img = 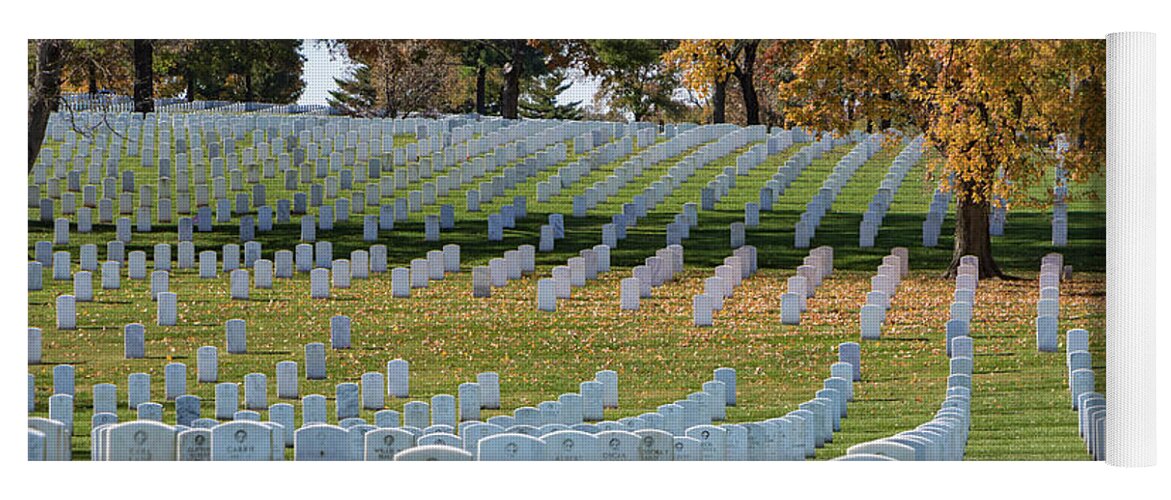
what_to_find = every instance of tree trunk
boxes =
[735,41,760,126]
[132,39,154,114]
[244,69,254,102]
[29,39,66,172]
[384,79,395,118]
[185,67,196,102]
[879,92,893,130]
[87,60,98,94]
[474,65,487,115]
[946,196,1005,279]
[711,77,726,124]
[500,40,524,120]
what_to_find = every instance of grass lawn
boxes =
[28,123,1105,460]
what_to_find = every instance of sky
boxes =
[296,39,603,111]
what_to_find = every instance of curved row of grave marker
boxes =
[35,116,643,282]
[32,121,831,335]
[33,113,550,236]
[563,133,652,217]
[692,246,759,326]
[835,256,979,461]
[1051,136,1070,247]
[32,116,592,268]
[468,123,609,215]
[859,136,924,247]
[32,124,669,320]
[551,125,741,253]
[663,130,808,248]
[524,127,794,305]
[30,320,865,462]
[858,248,910,340]
[1033,253,1104,460]
[620,245,684,310]
[33,239,478,330]
[527,127,769,303]
[794,132,883,248]
[534,245,616,311]
[780,246,835,325]
[921,187,953,248]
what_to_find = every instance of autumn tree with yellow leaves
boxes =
[662,39,762,125]
[778,39,1105,278]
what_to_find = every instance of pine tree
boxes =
[519,70,583,120]
[328,66,378,117]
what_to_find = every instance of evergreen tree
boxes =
[519,70,583,120]
[328,66,378,116]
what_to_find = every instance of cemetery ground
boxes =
[28,131,1105,460]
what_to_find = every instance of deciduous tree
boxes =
[29,39,68,171]
[663,39,763,125]
[332,39,460,118]
[778,40,1105,277]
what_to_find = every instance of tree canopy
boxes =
[777,39,1105,276]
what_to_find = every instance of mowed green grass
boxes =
[27,126,1105,460]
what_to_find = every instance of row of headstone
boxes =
[39,357,403,444]
[859,248,911,340]
[41,111,483,165]
[537,245,613,311]
[37,351,867,461]
[1035,253,1066,352]
[485,197,528,241]
[654,128,785,248]
[759,135,830,222]
[838,283,974,461]
[1035,254,1102,459]
[574,125,746,246]
[35,113,586,237]
[83,420,286,461]
[652,353,853,461]
[693,246,758,326]
[942,255,980,355]
[922,189,952,247]
[700,141,770,211]
[1076,382,1106,461]
[619,126,766,250]
[621,245,684,310]
[795,133,882,248]
[539,130,634,211]
[541,125,711,206]
[472,244,536,298]
[469,138,575,212]
[38,112,531,199]
[1051,136,1070,247]
[780,246,838,325]
[859,136,923,247]
[30,238,394,281]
